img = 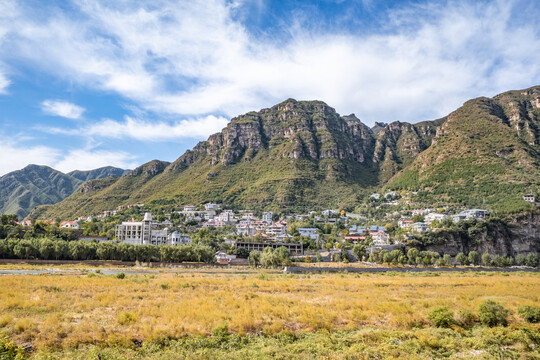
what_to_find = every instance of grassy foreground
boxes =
[0,267,539,359]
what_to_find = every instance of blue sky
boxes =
[0,0,539,175]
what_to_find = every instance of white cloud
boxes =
[1,0,540,126]
[46,115,229,141]
[53,149,138,173]
[0,142,61,176]
[0,140,138,176]
[0,70,9,94]
[41,100,85,120]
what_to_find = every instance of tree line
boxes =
[0,237,215,263]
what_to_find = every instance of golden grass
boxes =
[0,269,538,349]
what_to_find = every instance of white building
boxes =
[262,211,273,224]
[205,203,218,211]
[322,209,337,217]
[60,221,80,230]
[298,228,319,241]
[372,231,390,245]
[115,213,168,245]
[168,231,192,245]
[183,206,197,212]
[523,195,536,203]
[424,213,449,224]
[218,210,235,223]
[411,222,429,233]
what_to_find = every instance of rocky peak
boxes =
[130,160,170,177]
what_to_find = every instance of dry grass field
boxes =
[0,266,539,359]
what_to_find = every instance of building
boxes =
[424,213,449,224]
[168,231,192,245]
[298,228,319,241]
[262,211,273,224]
[266,221,288,236]
[411,222,429,233]
[205,203,218,211]
[452,209,490,222]
[523,194,536,203]
[183,205,197,212]
[115,213,168,245]
[369,225,385,234]
[322,209,337,217]
[218,210,235,223]
[235,240,303,255]
[60,221,80,230]
[372,231,390,245]
[370,193,381,200]
[398,220,413,229]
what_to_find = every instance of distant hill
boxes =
[68,167,130,182]
[32,86,540,220]
[0,165,128,219]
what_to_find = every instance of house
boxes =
[218,210,235,223]
[411,222,429,233]
[424,213,449,224]
[370,193,381,200]
[348,225,366,235]
[262,211,273,224]
[168,232,192,245]
[369,225,385,234]
[205,203,218,211]
[372,231,390,245]
[236,224,257,237]
[523,194,536,203]
[384,191,398,199]
[453,209,490,222]
[183,206,197,212]
[266,221,288,236]
[344,234,366,242]
[202,219,227,228]
[242,213,255,220]
[298,228,319,241]
[60,221,80,230]
[322,209,337,217]
[398,220,413,229]
[215,252,230,265]
[19,220,33,227]
[235,240,303,255]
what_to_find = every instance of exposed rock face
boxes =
[130,160,170,177]
[170,99,442,175]
[424,214,540,257]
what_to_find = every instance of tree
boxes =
[468,251,480,265]
[407,248,419,265]
[443,254,452,266]
[456,252,468,265]
[352,244,366,261]
[481,253,492,266]
[248,250,261,266]
[526,253,539,268]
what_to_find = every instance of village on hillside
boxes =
[14,191,538,265]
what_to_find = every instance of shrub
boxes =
[117,311,138,325]
[478,300,508,327]
[116,272,126,279]
[518,306,540,323]
[457,308,476,328]
[428,306,455,328]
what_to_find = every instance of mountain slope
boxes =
[68,167,130,182]
[34,86,540,219]
[0,165,129,219]
[388,86,540,212]
[0,165,83,219]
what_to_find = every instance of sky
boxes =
[0,0,539,176]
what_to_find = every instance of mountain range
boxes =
[0,165,129,219]
[12,86,540,219]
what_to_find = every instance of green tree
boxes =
[468,251,480,265]
[481,253,492,266]
[456,252,468,265]
[478,300,508,327]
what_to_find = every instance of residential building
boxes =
[322,209,337,216]
[424,213,449,224]
[183,206,197,212]
[298,228,319,241]
[60,221,80,230]
[218,210,235,223]
[266,221,288,236]
[262,211,273,224]
[372,231,390,245]
[411,222,429,233]
[370,193,381,200]
[523,194,536,203]
[205,203,218,211]
[168,231,192,245]
[398,220,413,229]
[452,209,490,222]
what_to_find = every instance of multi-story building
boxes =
[115,213,168,245]
[298,228,319,241]
[262,211,273,224]
[168,231,192,245]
